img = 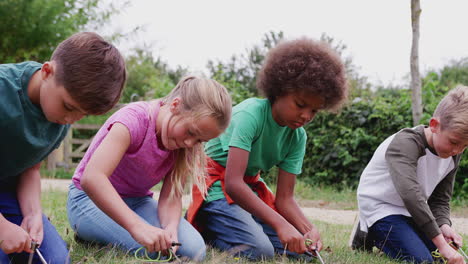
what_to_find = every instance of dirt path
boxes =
[42,179,468,235]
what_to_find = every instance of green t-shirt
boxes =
[205,98,306,202]
[0,62,70,191]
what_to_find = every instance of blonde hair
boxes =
[162,76,232,198]
[433,85,468,140]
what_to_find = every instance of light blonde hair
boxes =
[433,85,468,140]
[162,76,232,198]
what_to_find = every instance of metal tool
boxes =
[36,248,48,264]
[459,248,468,261]
[305,250,325,264]
[453,242,468,261]
[28,241,48,264]
[171,242,182,247]
[28,241,38,264]
[304,238,325,264]
[315,250,325,264]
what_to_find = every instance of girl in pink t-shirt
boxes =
[67,76,231,261]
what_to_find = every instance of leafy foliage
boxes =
[302,89,413,188]
[438,58,468,89]
[0,0,123,63]
[207,31,284,100]
[121,46,192,103]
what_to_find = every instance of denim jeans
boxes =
[67,184,206,261]
[369,214,437,263]
[198,198,311,261]
[0,192,70,264]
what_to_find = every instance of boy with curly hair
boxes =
[0,32,126,263]
[187,38,348,260]
[353,85,468,264]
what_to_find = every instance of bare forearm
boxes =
[17,164,42,216]
[224,147,289,231]
[81,173,143,232]
[158,197,182,232]
[227,182,288,230]
[276,198,313,235]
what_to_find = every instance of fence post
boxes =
[46,149,57,171]
[63,129,72,168]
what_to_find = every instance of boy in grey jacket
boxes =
[352,85,468,264]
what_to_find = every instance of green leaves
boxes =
[207,31,284,101]
[302,88,413,189]
[0,0,121,63]
[122,48,190,103]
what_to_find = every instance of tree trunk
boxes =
[411,0,423,125]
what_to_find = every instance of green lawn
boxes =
[41,190,468,264]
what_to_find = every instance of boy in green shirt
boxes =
[187,38,348,260]
[0,32,126,263]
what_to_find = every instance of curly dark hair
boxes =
[256,38,348,111]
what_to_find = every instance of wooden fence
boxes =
[46,123,101,170]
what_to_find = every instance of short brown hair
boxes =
[51,32,127,114]
[257,38,348,111]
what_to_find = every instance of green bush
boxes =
[301,77,468,200]
[302,89,412,189]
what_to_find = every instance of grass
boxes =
[41,189,468,264]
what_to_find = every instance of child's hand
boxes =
[441,224,463,247]
[304,226,323,252]
[131,223,172,253]
[446,249,465,264]
[167,229,179,254]
[20,213,43,245]
[0,219,32,254]
[439,243,465,264]
[276,222,306,254]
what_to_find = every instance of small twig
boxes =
[381,225,393,249]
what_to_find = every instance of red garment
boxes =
[186,158,277,231]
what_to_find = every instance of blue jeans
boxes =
[0,192,70,264]
[198,198,311,261]
[67,184,206,261]
[369,214,437,263]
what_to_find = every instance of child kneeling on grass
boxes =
[67,76,232,262]
[352,85,468,264]
[187,38,348,261]
[0,32,126,263]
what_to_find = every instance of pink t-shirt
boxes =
[72,101,175,198]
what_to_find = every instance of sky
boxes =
[108,0,468,87]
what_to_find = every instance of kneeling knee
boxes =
[243,242,274,260]
[181,242,207,261]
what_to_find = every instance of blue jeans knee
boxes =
[369,215,436,264]
[199,198,275,260]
